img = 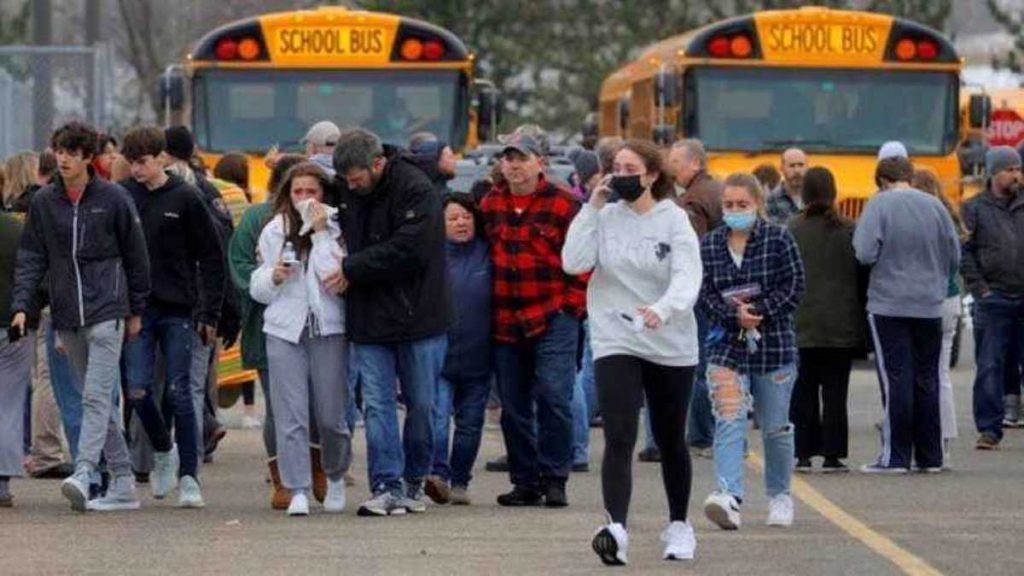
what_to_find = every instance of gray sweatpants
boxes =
[59,319,132,477]
[0,332,34,477]
[266,333,351,493]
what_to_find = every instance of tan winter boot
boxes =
[310,446,327,503]
[268,458,289,511]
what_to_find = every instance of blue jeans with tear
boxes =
[709,363,796,501]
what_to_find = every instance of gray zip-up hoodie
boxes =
[853,187,960,318]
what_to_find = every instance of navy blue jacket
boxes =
[442,237,492,380]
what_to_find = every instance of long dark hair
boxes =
[619,139,674,200]
[801,166,846,228]
[269,162,332,258]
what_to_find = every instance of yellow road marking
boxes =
[747,452,943,576]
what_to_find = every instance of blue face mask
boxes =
[723,210,757,231]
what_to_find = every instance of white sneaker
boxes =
[152,446,179,499]
[177,475,205,508]
[324,478,346,513]
[591,522,629,566]
[766,494,794,527]
[60,465,91,512]
[87,475,141,512]
[704,491,741,530]
[287,493,310,516]
[661,520,696,560]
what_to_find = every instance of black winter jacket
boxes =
[121,174,225,325]
[339,145,452,343]
[12,171,150,329]
[961,186,1024,298]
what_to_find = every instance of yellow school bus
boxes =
[597,7,967,217]
[162,5,495,200]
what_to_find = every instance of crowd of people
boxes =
[0,117,1022,567]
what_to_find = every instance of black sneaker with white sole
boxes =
[592,523,628,566]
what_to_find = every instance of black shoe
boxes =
[133,471,150,484]
[822,457,849,473]
[638,447,661,462]
[572,462,590,473]
[485,455,510,473]
[205,426,227,458]
[795,458,813,473]
[496,486,543,507]
[31,462,75,479]
[543,481,568,508]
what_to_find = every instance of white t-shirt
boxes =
[562,200,702,367]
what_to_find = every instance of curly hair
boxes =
[51,121,99,159]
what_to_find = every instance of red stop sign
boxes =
[987,108,1024,148]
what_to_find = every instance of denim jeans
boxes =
[356,334,447,495]
[687,309,715,449]
[708,363,796,500]
[431,374,491,487]
[47,323,82,461]
[494,313,579,489]
[972,293,1024,441]
[124,310,198,478]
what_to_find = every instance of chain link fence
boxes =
[0,44,115,159]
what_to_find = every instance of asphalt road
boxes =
[2,334,1023,576]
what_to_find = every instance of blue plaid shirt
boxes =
[766,185,801,226]
[700,219,805,374]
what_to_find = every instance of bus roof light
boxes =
[237,38,261,61]
[215,39,238,60]
[730,35,753,58]
[708,36,730,58]
[423,40,445,61]
[401,38,424,61]
[917,40,938,60]
[894,38,916,61]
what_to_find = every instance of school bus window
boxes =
[688,67,957,155]
[193,69,462,153]
[229,84,275,120]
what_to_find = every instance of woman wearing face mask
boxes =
[250,162,352,516]
[563,139,702,565]
[699,173,805,531]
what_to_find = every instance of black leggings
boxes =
[596,355,694,526]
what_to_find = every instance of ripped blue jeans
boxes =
[708,363,796,501]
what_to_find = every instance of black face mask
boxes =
[610,174,645,202]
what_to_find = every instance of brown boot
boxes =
[268,458,290,510]
[310,446,327,503]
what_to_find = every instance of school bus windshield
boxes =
[192,69,467,153]
[688,67,958,155]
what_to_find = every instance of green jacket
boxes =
[229,203,273,370]
[788,213,867,350]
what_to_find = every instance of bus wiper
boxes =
[759,138,841,149]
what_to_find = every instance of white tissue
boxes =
[296,198,338,236]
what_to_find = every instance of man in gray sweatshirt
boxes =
[853,155,960,473]
[961,146,1024,450]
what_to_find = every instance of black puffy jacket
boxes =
[11,172,150,330]
[339,146,452,343]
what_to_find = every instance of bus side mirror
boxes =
[160,71,185,111]
[655,70,679,107]
[969,94,991,129]
[476,85,503,143]
[653,124,674,145]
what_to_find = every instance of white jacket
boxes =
[251,214,346,344]
[562,200,702,367]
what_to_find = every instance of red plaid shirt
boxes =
[481,177,587,343]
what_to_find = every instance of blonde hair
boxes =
[3,151,39,204]
[912,168,964,237]
[723,172,767,217]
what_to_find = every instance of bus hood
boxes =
[706,152,962,219]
